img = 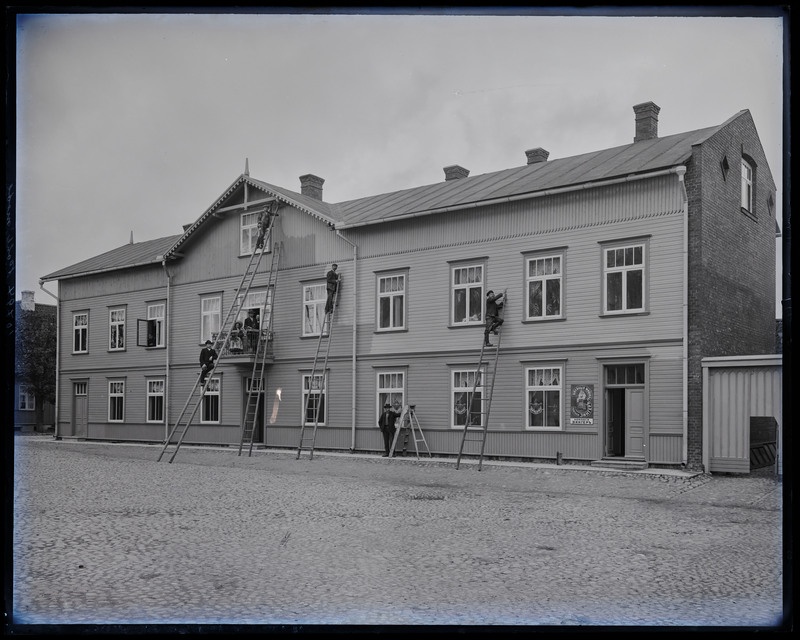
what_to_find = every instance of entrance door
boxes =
[606,388,624,456]
[626,388,645,458]
[244,378,265,445]
[72,381,88,438]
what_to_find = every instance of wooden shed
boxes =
[702,355,782,475]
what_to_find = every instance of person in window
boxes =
[199,340,217,385]
[325,263,340,315]
[378,402,402,457]
[484,289,506,347]
[230,321,244,353]
[244,310,260,351]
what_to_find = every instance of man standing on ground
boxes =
[378,402,401,457]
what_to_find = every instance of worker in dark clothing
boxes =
[378,403,401,457]
[199,340,218,385]
[484,289,506,347]
[325,263,340,314]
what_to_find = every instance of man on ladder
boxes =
[484,289,505,347]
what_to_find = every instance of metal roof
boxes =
[41,112,751,282]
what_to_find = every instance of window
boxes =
[377,371,405,418]
[236,289,272,330]
[603,243,645,314]
[606,363,645,385]
[146,379,165,423]
[109,308,126,351]
[73,312,88,353]
[452,368,483,429]
[741,158,753,212]
[377,273,406,331]
[201,377,220,423]
[526,254,562,320]
[303,283,327,336]
[201,295,221,343]
[302,373,327,426]
[526,366,562,429]
[108,380,125,422]
[452,263,484,325]
[147,303,165,347]
[240,211,270,255]
[18,385,35,411]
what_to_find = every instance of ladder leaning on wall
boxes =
[455,291,507,471]
[238,241,282,456]
[295,284,340,460]
[157,204,278,464]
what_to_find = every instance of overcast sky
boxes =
[14,10,786,316]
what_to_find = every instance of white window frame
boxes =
[377,272,406,331]
[302,283,327,337]
[108,380,125,422]
[73,312,88,354]
[377,371,405,420]
[451,263,485,325]
[147,302,165,347]
[18,385,35,411]
[240,211,270,255]
[602,242,646,315]
[146,378,165,423]
[525,253,563,320]
[525,366,563,430]
[109,307,126,351]
[451,367,484,429]
[200,377,221,423]
[741,158,753,212]
[201,295,222,343]
[302,372,327,426]
[236,288,272,330]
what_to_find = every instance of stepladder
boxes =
[389,404,431,459]
[456,290,506,470]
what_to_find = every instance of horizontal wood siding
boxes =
[648,433,683,464]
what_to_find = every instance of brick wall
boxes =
[685,110,778,470]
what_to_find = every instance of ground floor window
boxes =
[377,371,405,417]
[452,368,483,428]
[147,379,165,423]
[526,366,562,429]
[201,377,220,423]
[108,380,125,422]
[302,373,326,425]
[18,384,35,411]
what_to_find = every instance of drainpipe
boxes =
[38,280,60,439]
[676,166,689,467]
[335,229,358,451]
[161,259,172,442]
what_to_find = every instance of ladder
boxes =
[238,241,282,456]
[456,291,506,470]
[158,205,278,463]
[389,404,431,459]
[296,285,340,460]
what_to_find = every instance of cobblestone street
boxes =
[9,436,786,630]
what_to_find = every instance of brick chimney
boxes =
[633,101,660,142]
[443,165,470,181]
[21,290,35,311]
[299,174,324,200]
[525,148,550,164]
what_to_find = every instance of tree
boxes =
[15,308,56,430]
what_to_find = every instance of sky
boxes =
[13,9,786,316]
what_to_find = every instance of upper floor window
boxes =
[201,295,221,343]
[236,288,272,332]
[109,308,126,351]
[603,242,646,314]
[452,263,484,325]
[146,379,165,423]
[73,312,88,353]
[241,211,270,255]
[452,368,483,429]
[741,158,753,212]
[526,254,563,320]
[526,366,562,429]
[108,380,125,422]
[18,385,35,411]
[303,283,327,337]
[147,303,165,347]
[377,371,405,420]
[201,377,220,423]
[377,272,406,331]
[302,373,327,426]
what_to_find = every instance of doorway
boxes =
[72,381,88,438]
[603,363,647,460]
[244,377,265,445]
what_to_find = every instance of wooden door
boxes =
[626,388,645,458]
[72,382,88,438]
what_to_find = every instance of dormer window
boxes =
[741,158,753,212]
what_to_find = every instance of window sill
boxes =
[448,322,485,329]
[599,311,650,318]
[375,327,408,334]
[522,317,566,325]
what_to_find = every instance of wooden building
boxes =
[40,102,777,471]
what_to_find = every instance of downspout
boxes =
[161,259,172,443]
[38,280,60,439]
[676,165,689,467]
[335,228,358,452]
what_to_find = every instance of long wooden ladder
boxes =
[238,241,282,456]
[295,286,340,460]
[456,295,506,470]
[157,206,276,463]
[389,404,431,459]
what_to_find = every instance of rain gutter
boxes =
[335,229,359,451]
